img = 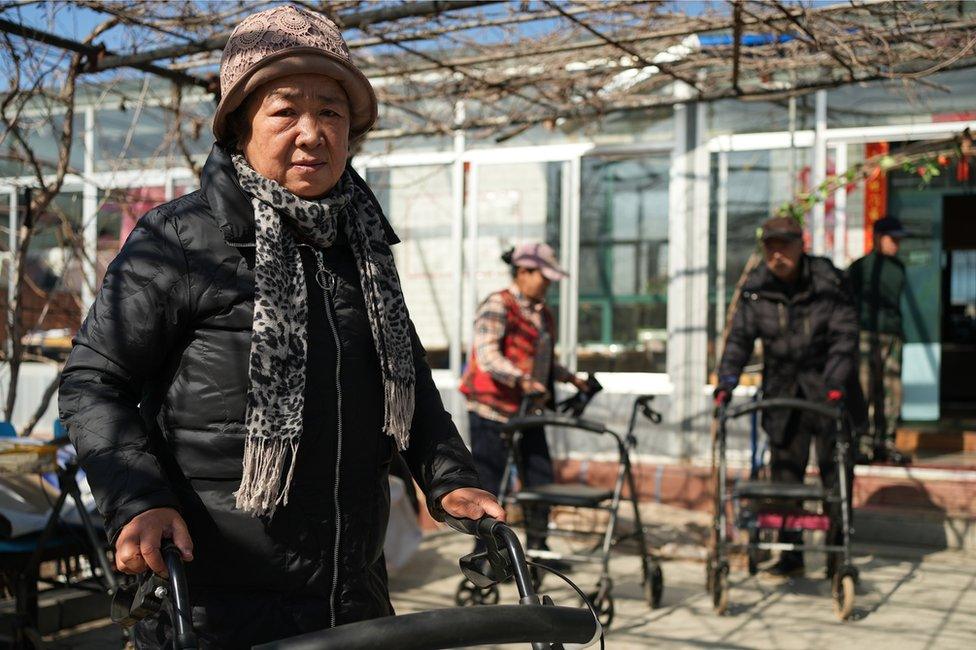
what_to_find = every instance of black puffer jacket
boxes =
[717,255,858,443]
[58,144,481,641]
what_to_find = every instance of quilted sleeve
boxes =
[58,207,190,541]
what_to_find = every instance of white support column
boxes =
[715,148,729,370]
[564,156,582,372]
[667,84,711,449]
[164,172,175,202]
[449,102,466,380]
[832,143,848,267]
[81,107,98,312]
[558,159,575,372]
[464,161,479,351]
[811,90,828,255]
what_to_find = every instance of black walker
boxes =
[456,390,665,629]
[708,397,858,620]
[111,517,603,650]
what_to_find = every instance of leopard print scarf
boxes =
[232,155,415,516]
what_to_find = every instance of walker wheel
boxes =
[644,559,664,609]
[711,563,729,615]
[454,578,500,607]
[833,574,856,621]
[585,590,615,629]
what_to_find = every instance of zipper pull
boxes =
[313,250,337,291]
[316,267,336,291]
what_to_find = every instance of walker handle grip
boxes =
[443,514,501,540]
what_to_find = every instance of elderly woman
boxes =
[58,6,501,647]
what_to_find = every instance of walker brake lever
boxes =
[445,515,513,587]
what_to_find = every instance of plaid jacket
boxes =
[462,286,573,421]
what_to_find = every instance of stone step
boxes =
[896,428,976,455]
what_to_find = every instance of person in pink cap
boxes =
[461,243,588,562]
[60,5,500,647]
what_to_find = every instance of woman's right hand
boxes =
[114,507,194,575]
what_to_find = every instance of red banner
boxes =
[863,141,889,252]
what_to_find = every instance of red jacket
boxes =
[460,289,555,417]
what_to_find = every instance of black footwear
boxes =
[852,449,872,465]
[762,555,805,581]
[874,442,910,465]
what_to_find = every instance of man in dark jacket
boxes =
[847,216,908,463]
[715,216,858,579]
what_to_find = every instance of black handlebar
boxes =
[721,397,844,422]
[633,394,663,424]
[253,605,600,650]
[163,543,197,649]
[503,414,608,436]
[110,542,198,649]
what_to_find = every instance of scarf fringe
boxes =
[385,379,415,451]
[234,436,300,517]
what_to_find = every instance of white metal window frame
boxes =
[355,139,675,395]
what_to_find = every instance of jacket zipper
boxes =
[310,248,344,628]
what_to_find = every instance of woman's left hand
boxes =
[440,487,506,522]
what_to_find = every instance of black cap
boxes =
[760,216,804,242]
[873,216,907,238]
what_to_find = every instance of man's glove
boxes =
[713,387,732,406]
[826,389,844,403]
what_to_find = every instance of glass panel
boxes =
[706,98,811,137]
[578,155,669,373]
[721,148,811,292]
[95,102,211,171]
[949,250,976,317]
[707,148,811,374]
[473,161,563,310]
[367,165,454,368]
[23,190,84,340]
[0,113,85,177]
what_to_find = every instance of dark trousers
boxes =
[468,411,553,550]
[770,408,853,563]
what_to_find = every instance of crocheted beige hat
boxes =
[213,5,377,143]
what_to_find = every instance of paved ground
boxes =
[45,504,976,649]
[387,529,975,649]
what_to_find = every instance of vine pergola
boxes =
[0,0,974,429]
[3,1,976,140]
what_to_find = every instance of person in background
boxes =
[461,243,588,561]
[715,216,858,580]
[847,216,909,464]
